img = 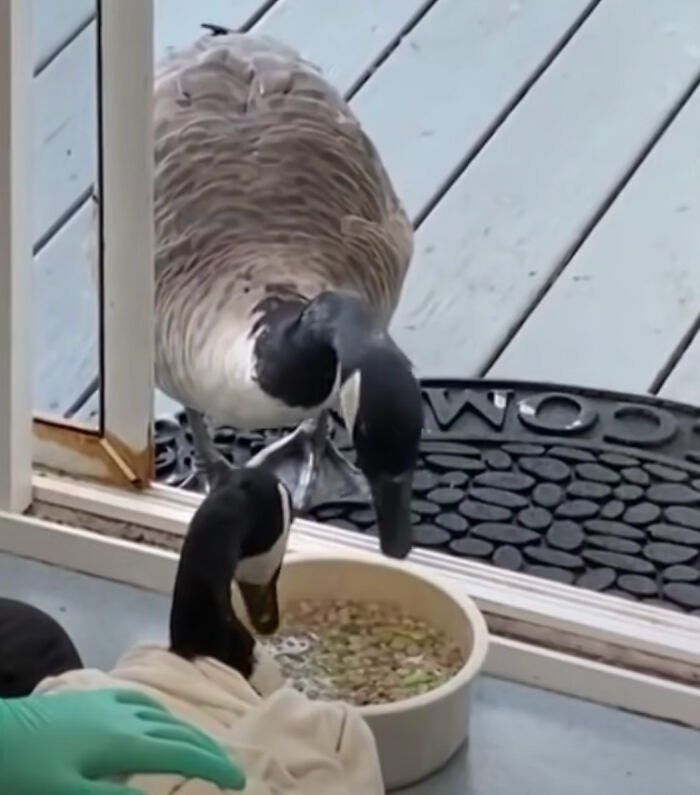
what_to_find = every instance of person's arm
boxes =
[0,688,245,795]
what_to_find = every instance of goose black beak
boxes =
[369,473,414,559]
[238,573,281,635]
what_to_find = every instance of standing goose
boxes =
[152,25,423,558]
[170,462,291,694]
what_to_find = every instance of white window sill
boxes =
[0,466,697,730]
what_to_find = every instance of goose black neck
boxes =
[253,295,339,409]
[169,494,256,678]
[295,291,383,379]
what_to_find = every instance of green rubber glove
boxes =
[0,688,246,794]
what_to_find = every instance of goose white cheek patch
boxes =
[236,483,292,586]
[340,369,361,435]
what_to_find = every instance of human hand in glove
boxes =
[0,688,246,794]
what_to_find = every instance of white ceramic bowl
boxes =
[275,551,490,790]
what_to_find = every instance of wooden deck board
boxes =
[33,25,96,249]
[33,199,98,415]
[489,83,700,393]
[32,0,95,71]
[154,0,268,53]
[389,0,700,380]
[350,0,595,219]
[31,2,98,415]
[659,333,700,406]
[255,0,430,95]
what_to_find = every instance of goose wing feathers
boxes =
[153,31,413,323]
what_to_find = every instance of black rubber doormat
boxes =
[153,379,700,617]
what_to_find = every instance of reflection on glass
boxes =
[31,1,100,427]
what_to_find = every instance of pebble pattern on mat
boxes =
[152,381,700,618]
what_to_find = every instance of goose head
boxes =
[297,291,423,558]
[169,465,292,682]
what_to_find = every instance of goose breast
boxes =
[152,32,413,421]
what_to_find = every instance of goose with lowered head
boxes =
[150,24,423,559]
[31,462,386,794]
[169,463,291,693]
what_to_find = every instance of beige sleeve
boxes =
[333,705,385,795]
[230,689,384,795]
[34,659,383,795]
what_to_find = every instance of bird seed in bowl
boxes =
[264,598,464,706]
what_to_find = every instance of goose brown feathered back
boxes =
[103,28,425,560]
[152,32,413,415]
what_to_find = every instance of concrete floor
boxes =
[1,552,699,794]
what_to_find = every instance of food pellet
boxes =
[263,598,464,706]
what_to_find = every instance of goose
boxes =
[151,25,423,559]
[169,462,291,693]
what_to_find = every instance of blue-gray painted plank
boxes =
[390,0,700,379]
[32,0,95,70]
[659,333,700,406]
[33,25,96,248]
[255,0,429,95]
[33,200,98,416]
[489,85,700,393]
[351,0,595,219]
[154,0,268,54]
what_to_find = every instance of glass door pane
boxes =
[31,0,100,429]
